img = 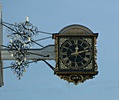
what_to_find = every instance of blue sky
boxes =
[0,0,119,100]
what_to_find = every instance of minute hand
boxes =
[71,50,89,55]
[78,50,89,54]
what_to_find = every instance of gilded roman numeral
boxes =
[86,52,90,56]
[67,61,72,66]
[84,46,89,50]
[67,41,72,45]
[63,47,68,50]
[81,61,84,66]
[75,62,78,67]
[74,40,78,44]
[84,57,89,62]
[80,41,83,46]
[62,52,67,55]
[63,57,69,63]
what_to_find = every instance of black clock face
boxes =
[60,38,92,69]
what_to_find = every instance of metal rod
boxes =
[1,22,17,33]
[34,36,52,42]
[28,52,49,57]
[31,40,44,48]
[37,30,53,35]
[2,21,16,26]
[2,22,54,35]
[0,44,9,48]
[42,60,54,71]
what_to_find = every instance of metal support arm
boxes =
[1,45,55,60]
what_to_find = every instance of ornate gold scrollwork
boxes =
[56,74,95,85]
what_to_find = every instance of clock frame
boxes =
[52,24,98,84]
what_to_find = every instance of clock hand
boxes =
[77,50,89,54]
[71,46,79,55]
[71,50,89,55]
[75,46,79,53]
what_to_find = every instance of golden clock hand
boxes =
[77,50,89,54]
[71,52,77,55]
[75,46,79,53]
[71,50,89,55]
[71,46,79,55]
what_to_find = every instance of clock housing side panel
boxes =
[54,36,59,71]
[58,37,68,70]
[82,36,98,71]
[83,36,95,70]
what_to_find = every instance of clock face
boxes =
[60,38,92,69]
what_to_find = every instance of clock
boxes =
[53,24,98,84]
[60,38,92,69]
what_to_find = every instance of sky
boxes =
[0,0,119,100]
